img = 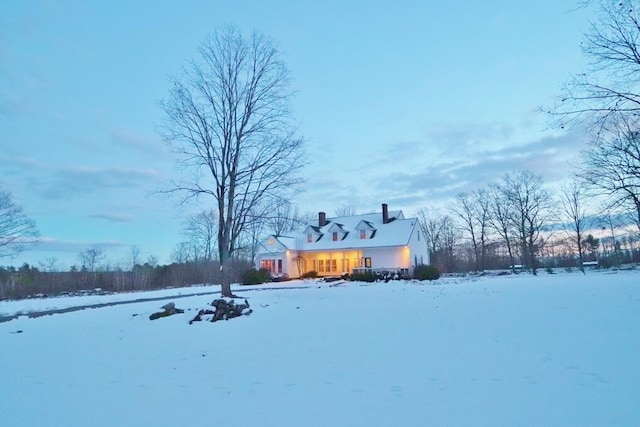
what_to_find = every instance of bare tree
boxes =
[439,216,460,273]
[549,1,640,133]
[266,199,301,237]
[160,27,305,296]
[0,189,40,258]
[334,205,357,217]
[38,257,58,273]
[129,245,141,269]
[452,193,481,270]
[451,190,491,271]
[416,208,459,272]
[559,180,591,273]
[184,209,217,261]
[487,182,518,271]
[171,241,193,264]
[79,247,105,272]
[502,171,555,275]
[578,119,640,233]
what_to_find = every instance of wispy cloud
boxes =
[36,237,129,253]
[110,128,163,152]
[27,163,161,201]
[88,212,134,223]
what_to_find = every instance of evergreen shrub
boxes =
[413,265,440,281]
[242,268,271,285]
[348,270,378,282]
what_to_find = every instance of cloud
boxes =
[110,128,162,152]
[31,165,162,201]
[88,212,133,223]
[359,130,589,211]
[36,237,129,254]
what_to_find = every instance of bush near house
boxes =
[413,265,440,281]
[242,268,271,285]
[301,271,318,279]
[347,270,378,283]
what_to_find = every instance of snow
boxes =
[1,270,639,426]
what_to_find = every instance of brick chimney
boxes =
[382,203,389,224]
[318,211,327,227]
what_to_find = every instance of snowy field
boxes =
[1,270,639,426]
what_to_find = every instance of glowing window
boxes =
[332,232,338,241]
[360,229,366,239]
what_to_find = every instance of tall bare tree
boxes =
[160,27,305,296]
[451,190,491,271]
[487,182,518,271]
[502,171,555,275]
[559,180,591,273]
[452,193,481,270]
[0,189,40,258]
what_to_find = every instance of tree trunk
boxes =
[220,264,233,297]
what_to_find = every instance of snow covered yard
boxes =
[1,271,639,426]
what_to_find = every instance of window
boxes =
[417,231,420,241]
[260,259,275,273]
[364,257,372,268]
[332,232,338,241]
[330,259,337,272]
[318,259,324,273]
[307,233,313,243]
[360,229,366,239]
[277,259,282,273]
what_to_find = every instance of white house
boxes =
[255,204,430,278]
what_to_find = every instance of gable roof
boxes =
[267,210,417,251]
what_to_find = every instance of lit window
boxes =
[307,233,312,243]
[360,229,366,239]
[331,259,337,272]
[332,232,338,241]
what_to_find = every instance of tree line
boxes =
[416,170,640,275]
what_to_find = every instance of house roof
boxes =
[266,210,417,252]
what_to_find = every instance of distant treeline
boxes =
[0,260,251,300]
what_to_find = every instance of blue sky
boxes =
[1,1,593,269]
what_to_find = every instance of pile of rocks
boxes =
[148,302,184,320]
[190,298,252,324]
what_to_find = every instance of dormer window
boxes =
[328,223,347,242]
[355,219,376,240]
[304,225,322,243]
